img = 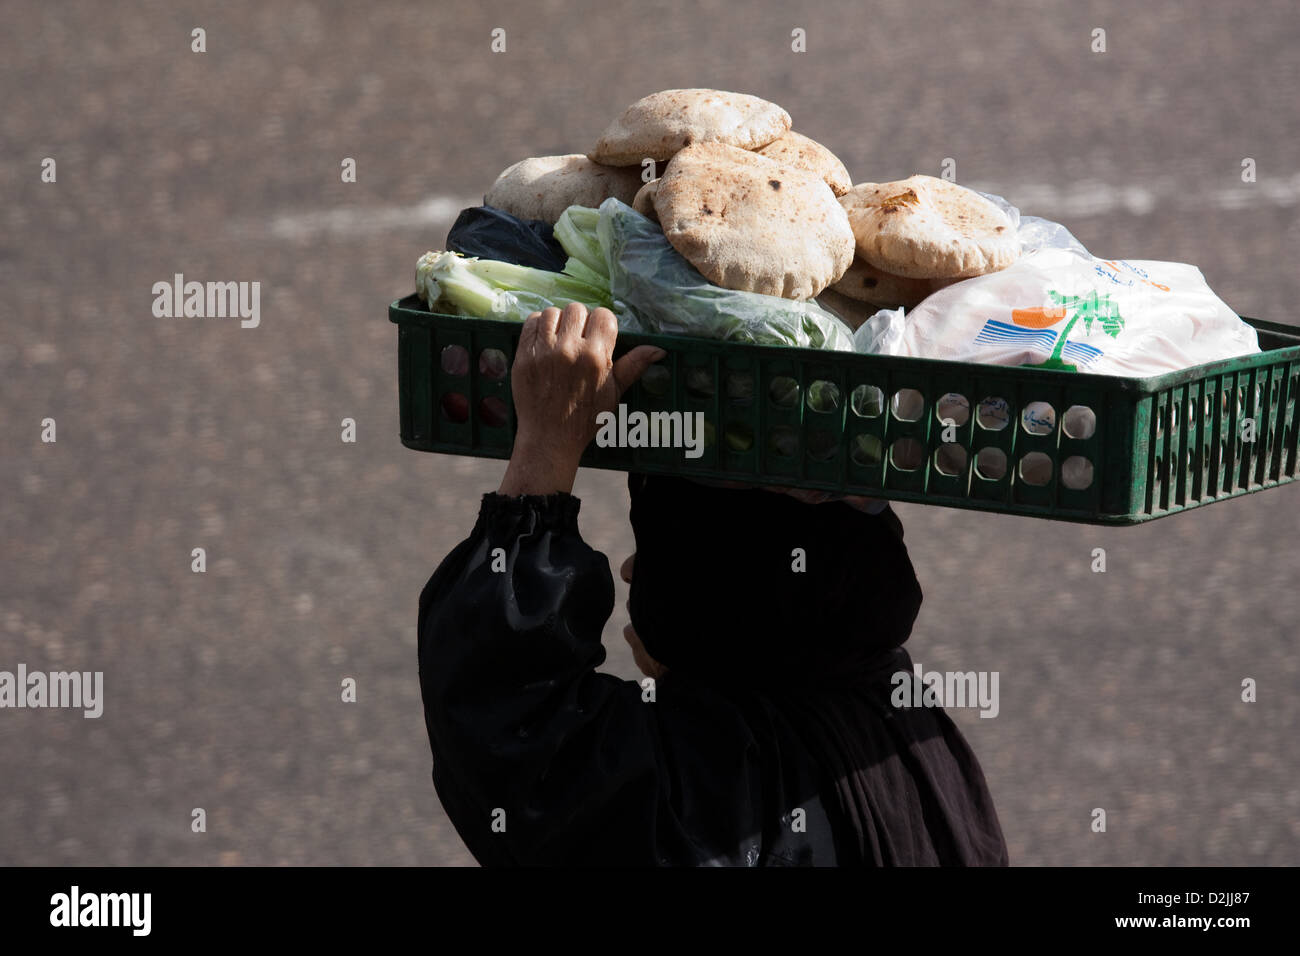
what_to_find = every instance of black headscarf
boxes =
[626,473,923,691]
[625,473,1009,865]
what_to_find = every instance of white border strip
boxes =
[970,175,1300,218]
[232,196,480,240]
[237,175,1300,240]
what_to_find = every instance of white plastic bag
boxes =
[855,248,1259,376]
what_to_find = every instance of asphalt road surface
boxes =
[1,0,1297,865]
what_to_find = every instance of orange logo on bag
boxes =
[984,291,1125,372]
[1010,306,1068,329]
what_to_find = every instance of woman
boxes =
[417,303,1008,866]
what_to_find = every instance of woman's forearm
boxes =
[497,438,581,496]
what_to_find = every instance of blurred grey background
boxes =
[1,0,1296,865]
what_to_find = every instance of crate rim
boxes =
[388,295,1300,394]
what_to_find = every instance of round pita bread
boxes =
[632,178,659,222]
[588,89,791,166]
[654,141,854,300]
[839,174,1019,279]
[830,257,955,308]
[755,131,851,196]
[484,154,643,224]
[814,288,876,331]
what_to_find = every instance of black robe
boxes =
[417,474,1009,866]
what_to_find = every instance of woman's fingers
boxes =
[581,307,668,396]
[535,306,562,346]
[555,302,588,343]
[582,308,619,377]
[519,311,541,352]
[581,306,618,349]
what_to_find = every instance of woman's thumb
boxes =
[612,346,668,395]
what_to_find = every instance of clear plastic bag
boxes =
[973,188,1090,258]
[595,198,855,352]
[854,191,1260,376]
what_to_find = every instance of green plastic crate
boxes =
[390,294,1300,524]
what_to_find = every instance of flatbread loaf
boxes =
[589,89,791,166]
[839,174,1019,279]
[654,141,854,299]
[814,288,877,332]
[830,257,955,308]
[484,154,643,224]
[632,178,659,221]
[755,131,851,196]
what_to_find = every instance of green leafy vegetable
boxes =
[415,250,611,321]
[418,200,855,356]
[559,256,608,291]
[594,198,855,352]
[553,206,608,285]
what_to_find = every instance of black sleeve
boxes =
[417,492,780,866]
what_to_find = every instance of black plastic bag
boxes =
[445,205,568,273]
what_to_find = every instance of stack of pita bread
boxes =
[831,175,1019,311]
[481,89,1019,309]
[485,154,645,224]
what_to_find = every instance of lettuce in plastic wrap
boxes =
[594,199,855,352]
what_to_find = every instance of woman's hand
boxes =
[499,304,665,496]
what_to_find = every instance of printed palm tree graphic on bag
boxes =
[974,289,1127,372]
